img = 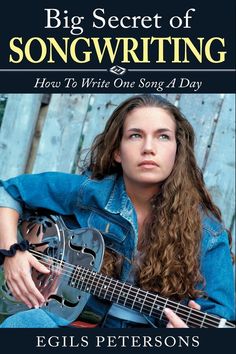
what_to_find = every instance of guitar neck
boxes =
[70,265,234,328]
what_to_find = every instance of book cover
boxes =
[0,0,235,353]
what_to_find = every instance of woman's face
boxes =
[114,106,177,191]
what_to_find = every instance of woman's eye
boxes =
[159,134,170,140]
[129,133,141,139]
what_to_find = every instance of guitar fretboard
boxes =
[69,265,233,328]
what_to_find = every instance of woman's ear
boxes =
[114,149,121,163]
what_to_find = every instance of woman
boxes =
[0,94,234,328]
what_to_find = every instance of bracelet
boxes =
[0,240,30,266]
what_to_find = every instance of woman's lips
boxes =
[138,160,159,168]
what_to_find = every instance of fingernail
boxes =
[164,308,172,315]
[167,322,174,328]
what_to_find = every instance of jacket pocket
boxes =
[88,211,128,243]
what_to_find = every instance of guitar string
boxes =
[29,249,229,328]
[32,249,236,329]
[34,254,202,328]
[24,220,232,328]
[71,263,219,328]
[71,265,208,328]
[30,249,205,328]
[28,249,232,328]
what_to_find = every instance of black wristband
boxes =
[0,240,30,265]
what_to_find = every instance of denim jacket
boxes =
[0,171,235,321]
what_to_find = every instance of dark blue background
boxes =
[0,0,235,92]
[1,328,235,354]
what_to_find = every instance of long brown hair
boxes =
[83,94,231,300]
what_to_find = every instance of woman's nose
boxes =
[142,137,156,155]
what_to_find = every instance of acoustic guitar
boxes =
[0,213,235,328]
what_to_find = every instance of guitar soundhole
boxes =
[46,294,81,308]
[69,241,96,258]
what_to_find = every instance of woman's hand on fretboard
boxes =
[164,300,201,328]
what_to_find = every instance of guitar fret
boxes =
[85,268,93,291]
[130,288,146,311]
[123,284,132,307]
[159,298,168,321]
[75,266,86,289]
[70,265,77,287]
[84,269,92,292]
[97,275,109,298]
[185,307,192,326]
[86,271,96,293]
[108,279,120,302]
[74,266,80,285]
[91,272,99,293]
[131,288,139,309]
[149,294,161,316]
[79,268,87,291]
[140,291,148,313]
[175,302,180,316]
[200,312,207,328]
[116,282,125,303]
[82,268,90,290]
[92,272,103,296]
[103,277,113,299]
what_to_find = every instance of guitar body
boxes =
[0,213,108,324]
